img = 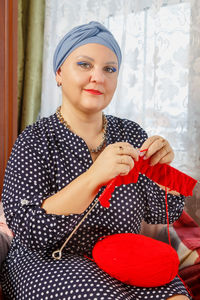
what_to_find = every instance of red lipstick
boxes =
[84,89,103,95]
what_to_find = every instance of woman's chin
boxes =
[80,98,111,113]
[79,102,106,113]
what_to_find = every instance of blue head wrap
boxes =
[53,21,122,74]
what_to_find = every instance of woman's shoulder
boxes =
[106,114,148,147]
[106,114,146,133]
[14,114,56,151]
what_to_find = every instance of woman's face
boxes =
[56,43,119,114]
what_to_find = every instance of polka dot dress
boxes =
[1,114,192,299]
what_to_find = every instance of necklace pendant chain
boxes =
[56,106,107,153]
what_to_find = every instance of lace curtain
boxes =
[40,0,200,181]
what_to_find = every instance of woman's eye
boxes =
[77,62,91,69]
[104,66,117,73]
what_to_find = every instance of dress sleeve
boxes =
[142,175,185,224]
[2,133,82,252]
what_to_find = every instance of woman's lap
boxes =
[2,252,192,300]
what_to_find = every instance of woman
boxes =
[1,21,191,299]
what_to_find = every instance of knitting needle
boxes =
[52,198,99,260]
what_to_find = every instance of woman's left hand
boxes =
[139,135,174,166]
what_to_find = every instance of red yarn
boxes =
[92,233,179,287]
[165,186,171,246]
[98,157,198,208]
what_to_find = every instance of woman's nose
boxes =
[90,67,105,83]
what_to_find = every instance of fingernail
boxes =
[139,152,145,157]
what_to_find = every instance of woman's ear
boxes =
[56,67,62,86]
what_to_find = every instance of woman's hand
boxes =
[87,142,139,187]
[140,135,174,166]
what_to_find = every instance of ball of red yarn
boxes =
[92,233,179,287]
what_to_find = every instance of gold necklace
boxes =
[56,106,107,153]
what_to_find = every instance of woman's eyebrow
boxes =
[76,55,118,65]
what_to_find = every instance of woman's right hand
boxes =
[87,142,139,187]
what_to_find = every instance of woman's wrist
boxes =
[84,169,103,195]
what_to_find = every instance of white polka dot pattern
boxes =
[1,114,191,299]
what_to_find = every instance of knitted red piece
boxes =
[99,157,198,208]
[92,233,179,287]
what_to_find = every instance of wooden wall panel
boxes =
[0,0,18,196]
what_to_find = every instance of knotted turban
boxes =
[53,21,122,74]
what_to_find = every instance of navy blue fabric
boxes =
[1,114,191,299]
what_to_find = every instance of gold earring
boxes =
[57,82,62,87]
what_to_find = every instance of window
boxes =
[106,2,191,171]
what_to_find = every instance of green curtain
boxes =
[18,0,45,133]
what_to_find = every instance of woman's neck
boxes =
[60,103,104,141]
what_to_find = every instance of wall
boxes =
[0,0,18,196]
